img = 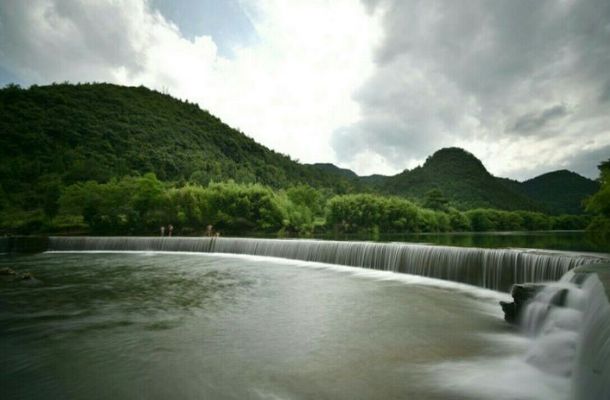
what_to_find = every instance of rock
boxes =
[0,267,19,283]
[500,283,546,324]
[18,272,42,286]
[18,272,34,280]
[0,268,42,285]
[0,267,17,276]
[500,301,517,323]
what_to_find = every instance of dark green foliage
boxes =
[1,172,592,235]
[286,185,327,217]
[325,195,582,234]
[203,182,285,233]
[380,148,542,211]
[520,170,599,214]
[447,209,471,231]
[551,214,592,230]
[461,209,586,232]
[309,163,358,179]
[0,83,597,235]
[326,194,421,233]
[585,160,610,218]
[0,82,358,217]
[423,189,449,211]
[585,159,610,239]
[59,173,167,234]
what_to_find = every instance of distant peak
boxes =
[423,147,488,173]
[525,169,594,183]
[545,169,578,176]
[309,163,357,178]
[430,147,476,158]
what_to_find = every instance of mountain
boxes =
[358,174,389,188]
[309,163,358,179]
[520,170,599,214]
[0,83,357,210]
[0,83,598,216]
[378,148,544,211]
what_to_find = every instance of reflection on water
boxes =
[320,231,610,254]
[0,252,529,400]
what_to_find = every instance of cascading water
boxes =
[518,268,610,399]
[48,236,608,292]
[36,236,610,398]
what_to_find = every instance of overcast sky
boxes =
[1,0,608,180]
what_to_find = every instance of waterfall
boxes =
[48,236,608,292]
[519,267,610,399]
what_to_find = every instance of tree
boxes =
[585,160,610,217]
[423,189,449,211]
[585,159,610,238]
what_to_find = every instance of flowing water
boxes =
[2,237,609,399]
[520,270,610,399]
[49,236,608,292]
[2,252,521,400]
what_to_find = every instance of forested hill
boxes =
[0,83,598,217]
[308,163,358,179]
[378,148,540,210]
[520,170,599,214]
[0,83,357,208]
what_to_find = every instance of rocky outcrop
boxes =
[0,267,42,285]
[500,283,546,324]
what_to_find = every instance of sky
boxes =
[0,0,609,180]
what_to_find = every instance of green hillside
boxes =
[0,83,356,212]
[379,148,543,211]
[309,163,358,179]
[0,83,598,225]
[521,170,599,214]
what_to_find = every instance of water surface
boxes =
[323,231,609,254]
[1,252,554,399]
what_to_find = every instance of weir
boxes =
[48,236,608,292]
[36,236,610,398]
[519,264,610,399]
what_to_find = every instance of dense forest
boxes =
[376,147,599,213]
[585,160,610,240]
[3,173,591,236]
[0,83,605,236]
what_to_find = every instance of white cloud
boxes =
[0,0,382,166]
[2,0,607,180]
[333,0,610,179]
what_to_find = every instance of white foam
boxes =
[429,355,570,400]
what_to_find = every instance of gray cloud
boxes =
[600,81,610,104]
[564,144,610,181]
[336,0,610,178]
[0,0,156,83]
[511,105,568,135]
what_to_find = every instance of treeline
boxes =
[326,194,589,233]
[584,159,610,240]
[0,173,592,236]
[1,83,601,218]
[0,82,358,211]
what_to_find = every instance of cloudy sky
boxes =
[1,0,609,180]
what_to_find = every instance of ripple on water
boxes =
[1,251,553,400]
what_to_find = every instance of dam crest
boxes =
[48,236,607,292]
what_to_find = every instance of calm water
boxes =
[321,231,610,254]
[0,252,553,400]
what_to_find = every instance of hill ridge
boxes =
[0,82,598,215]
